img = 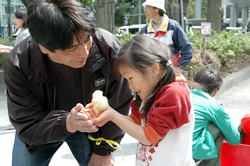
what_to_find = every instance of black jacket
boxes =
[4,28,133,155]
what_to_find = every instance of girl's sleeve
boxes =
[129,100,141,125]
[213,106,240,145]
[144,83,192,144]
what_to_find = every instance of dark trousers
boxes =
[201,123,224,166]
[12,131,91,166]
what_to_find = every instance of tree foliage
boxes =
[115,0,145,27]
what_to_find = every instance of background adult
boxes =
[183,12,188,33]
[140,0,193,73]
[221,18,227,31]
[4,0,132,166]
[13,9,30,46]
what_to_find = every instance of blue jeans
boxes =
[12,131,91,166]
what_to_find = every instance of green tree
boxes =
[115,0,142,27]
[81,0,93,7]
[187,0,195,19]
[201,0,207,18]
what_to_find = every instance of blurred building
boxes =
[193,0,249,28]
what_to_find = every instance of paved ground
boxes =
[0,76,250,166]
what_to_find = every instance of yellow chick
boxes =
[91,90,109,114]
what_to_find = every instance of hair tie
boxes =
[166,60,172,67]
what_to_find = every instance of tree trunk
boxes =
[96,0,115,33]
[166,0,172,18]
[207,0,223,33]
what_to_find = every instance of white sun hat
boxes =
[142,0,166,12]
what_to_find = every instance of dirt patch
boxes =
[220,53,250,78]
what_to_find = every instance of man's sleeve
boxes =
[173,22,193,69]
[4,50,71,149]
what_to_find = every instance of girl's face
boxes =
[14,16,24,29]
[119,64,161,100]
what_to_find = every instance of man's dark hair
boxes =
[27,0,97,52]
[14,9,28,28]
[153,7,165,16]
[158,9,165,16]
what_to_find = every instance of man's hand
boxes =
[66,103,98,133]
[88,153,114,166]
[0,44,13,53]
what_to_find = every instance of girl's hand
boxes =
[92,106,114,127]
[85,103,93,109]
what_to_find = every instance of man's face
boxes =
[45,34,93,68]
[144,5,159,20]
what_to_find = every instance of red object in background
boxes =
[242,134,250,145]
[241,114,250,145]
[221,140,250,166]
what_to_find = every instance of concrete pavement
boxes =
[0,67,250,166]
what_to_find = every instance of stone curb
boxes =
[1,66,250,96]
[216,66,250,97]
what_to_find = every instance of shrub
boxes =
[188,29,250,66]
[116,33,134,45]
[186,49,220,70]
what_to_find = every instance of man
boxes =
[221,18,227,31]
[140,0,193,73]
[4,0,132,166]
[183,12,188,33]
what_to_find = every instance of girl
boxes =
[191,69,240,166]
[91,35,195,165]
[13,9,30,46]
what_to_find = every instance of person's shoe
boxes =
[195,159,203,166]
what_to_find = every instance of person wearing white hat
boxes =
[140,0,193,74]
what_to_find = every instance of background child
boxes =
[191,69,240,166]
[92,35,195,165]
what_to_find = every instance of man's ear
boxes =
[38,44,49,54]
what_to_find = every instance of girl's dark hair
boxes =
[14,9,28,28]
[115,35,176,120]
[193,69,223,94]
[27,0,97,52]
